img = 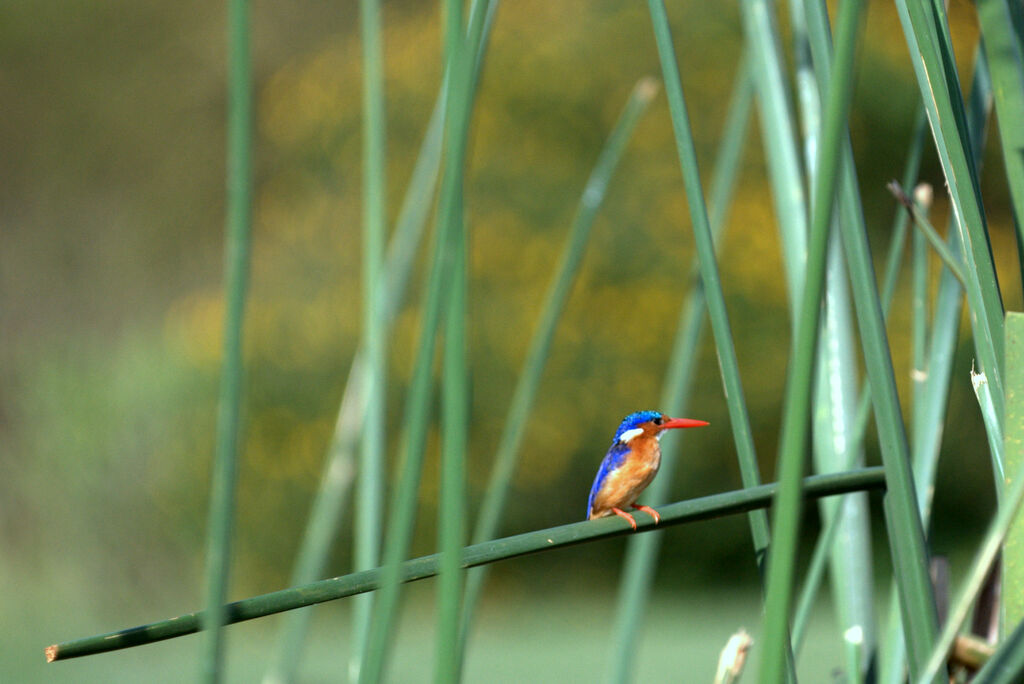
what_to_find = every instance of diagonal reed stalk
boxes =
[200,0,252,680]
[640,14,799,678]
[348,0,388,678]
[758,1,866,681]
[45,468,886,663]
[457,76,659,663]
[607,57,754,684]
[357,1,495,681]
[888,181,968,288]
[646,0,768,572]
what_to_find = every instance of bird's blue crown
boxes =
[612,410,662,442]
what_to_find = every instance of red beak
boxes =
[661,417,709,430]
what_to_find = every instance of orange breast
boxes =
[589,436,661,517]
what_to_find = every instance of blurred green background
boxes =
[2,0,1019,680]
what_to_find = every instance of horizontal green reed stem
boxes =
[45,468,886,662]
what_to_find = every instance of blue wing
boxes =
[586,441,630,518]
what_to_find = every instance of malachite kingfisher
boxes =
[586,410,709,530]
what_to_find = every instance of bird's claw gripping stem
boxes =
[631,503,660,525]
[611,507,638,530]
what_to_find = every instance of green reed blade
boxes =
[607,58,754,684]
[457,76,659,661]
[201,0,252,680]
[895,0,1005,429]
[45,468,886,662]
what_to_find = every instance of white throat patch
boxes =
[618,427,644,443]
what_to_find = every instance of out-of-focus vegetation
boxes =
[2,0,1019,680]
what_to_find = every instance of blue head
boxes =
[612,410,664,442]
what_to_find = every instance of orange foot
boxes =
[631,503,661,525]
[611,507,638,530]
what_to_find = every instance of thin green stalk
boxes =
[45,468,887,663]
[435,0,470,679]
[358,1,491,680]
[349,0,388,677]
[895,0,1005,428]
[888,181,968,288]
[200,0,252,680]
[457,76,659,660]
[646,0,772,585]
[976,0,1024,290]
[647,6,791,677]
[607,58,754,684]
[759,1,865,681]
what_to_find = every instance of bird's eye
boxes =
[654,416,664,425]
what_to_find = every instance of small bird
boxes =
[586,410,709,530]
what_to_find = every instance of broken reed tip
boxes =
[45,644,58,663]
